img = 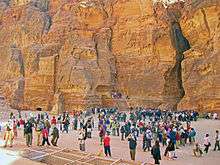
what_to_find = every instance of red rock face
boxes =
[0,0,219,113]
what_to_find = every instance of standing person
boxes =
[4,124,14,148]
[103,133,111,157]
[116,122,120,136]
[213,130,220,151]
[120,125,125,141]
[99,125,105,145]
[12,120,18,139]
[73,115,78,130]
[44,119,51,135]
[35,121,44,146]
[151,140,161,164]
[203,134,211,153]
[78,129,86,151]
[128,134,137,161]
[51,116,57,129]
[144,129,152,151]
[42,126,50,146]
[51,126,59,146]
[24,120,33,147]
[58,115,62,131]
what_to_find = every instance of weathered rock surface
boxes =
[0,0,219,112]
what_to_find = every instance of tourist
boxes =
[99,125,105,145]
[103,133,111,157]
[151,140,161,164]
[4,123,14,147]
[189,128,196,144]
[120,124,125,141]
[12,120,18,139]
[144,128,152,151]
[203,133,211,153]
[164,140,175,158]
[51,116,57,129]
[42,126,50,146]
[35,121,44,146]
[128,134,137,161]
[51,126,59,146]
[78,128,86,151]
[44,119,51,135]
[24,120,33,147]
[213,130,220,151]
[116,122,120,136]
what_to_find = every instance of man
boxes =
[24,120,33,147]
[214,130,220,151]
[51,126,59,146]
[128,134,137,161]
[103,133,111,157]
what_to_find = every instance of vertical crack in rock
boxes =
[162,21,191,110]
[201,8,211,37]
[10,44,25,108]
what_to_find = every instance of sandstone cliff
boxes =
[0,0,219,112]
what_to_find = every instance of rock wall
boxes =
[0,0,219,112]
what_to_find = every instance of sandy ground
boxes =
[0,109,220,165]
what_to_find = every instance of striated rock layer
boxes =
[0,0,219,113]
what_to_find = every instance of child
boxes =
[103,133,111,157]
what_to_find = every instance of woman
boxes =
[204,134,211,153]
[151,140,161,164]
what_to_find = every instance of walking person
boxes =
[203,133,211,153]
[42,126,50,146]
[213,130,220,151]
[144,128,152,151]
[151,140,161,164]
[103,133,111,157]
[24,120,33,147]
[51,126,59,146]
[128,134,137,161]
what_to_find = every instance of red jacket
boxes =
[42,128,49,138]
[51,118,57,125]
[104,136,110,147]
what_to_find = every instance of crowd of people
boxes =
[1,108,219,164]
